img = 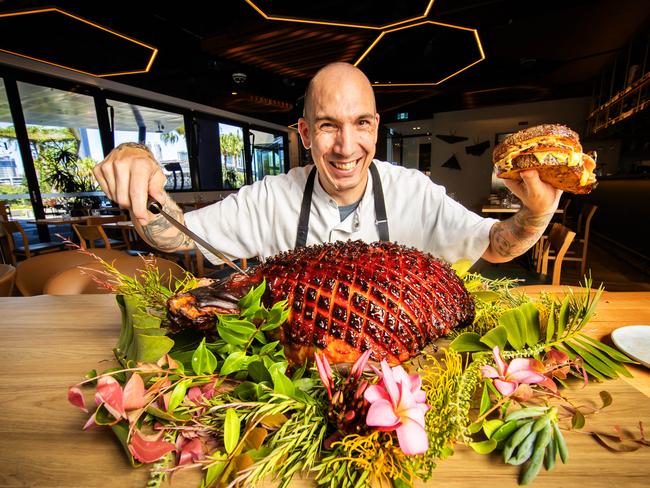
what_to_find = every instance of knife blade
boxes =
[147,199,248,276]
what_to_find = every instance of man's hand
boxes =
[503,169,562,216]
[92,143,168,225]
[483,170,562,263]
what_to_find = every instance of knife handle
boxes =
[147,199,163,215]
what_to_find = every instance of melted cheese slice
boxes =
[496,136,579,170]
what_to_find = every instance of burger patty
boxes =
[498,155,596,194]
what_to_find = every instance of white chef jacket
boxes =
[184,160,497,265]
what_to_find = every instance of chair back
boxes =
[0,263,16,296]
[538,223,576,285]
[572,204,598,275]
[576,204,597,237]
[1,220,30,263]
[0,201,10,221]
[73,223,112,249]
[43,255,187,295]
[559,198,571,226]
[15,248,130,296]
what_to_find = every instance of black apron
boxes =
[294,162,389,248]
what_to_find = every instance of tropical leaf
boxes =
[577,334,638,363]
[452,259,473,278]
[450,332,488,352]
[498,307,527,350]
[469,438,497,454]
[545,302,556,343]
[224,408,241,454]
[568,338,632,378]
[519,302,541,346]
[479,382,491,415]
[480,326,507,350]
[556,296,570,338]
[557,344,606,381]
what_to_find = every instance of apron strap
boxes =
[295,162,390,248]
[295,166,317,248]
[369,162,390,242]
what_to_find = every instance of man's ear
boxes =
[298,118,311,149]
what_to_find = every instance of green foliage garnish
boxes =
[69,261,640,488]
[450,277,636,381]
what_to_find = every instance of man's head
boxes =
[298,62,380,205]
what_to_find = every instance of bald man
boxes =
[93,62,560,265]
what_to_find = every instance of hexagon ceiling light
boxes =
[355,20,485,87]
[0,8,158,77]
[244,0,435,30]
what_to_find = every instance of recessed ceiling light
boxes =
[416,126,421,129]
[231,91,238,95]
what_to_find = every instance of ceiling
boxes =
[1,0,649,127]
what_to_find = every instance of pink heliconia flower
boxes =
[128,429,175,463]
[314,352,334,399]
[481,346,551,396]
[364,360,430,456]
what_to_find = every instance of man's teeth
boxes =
[331,160,358,170]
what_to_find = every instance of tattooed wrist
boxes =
[141,200,194,252]
[489,208,553,258]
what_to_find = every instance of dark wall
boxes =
[575,178,650,264]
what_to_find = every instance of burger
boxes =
[493,124,597,194]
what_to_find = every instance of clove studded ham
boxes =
[167,240,474,365]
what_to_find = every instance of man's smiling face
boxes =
[298,64,380,205]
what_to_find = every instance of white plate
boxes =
[611,325,650,368]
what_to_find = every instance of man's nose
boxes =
[334,124,355,156]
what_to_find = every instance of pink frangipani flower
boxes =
[364,360,429,456]
[480,346,551,396]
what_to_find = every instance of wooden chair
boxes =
[14,248,129,296]
[557,197,572,226]
[87,215,132,250]
[563,204,597,275]
[536,223,576,285]
[0,263,16,296]
[72,223,128,250]
[43,255,187,295]
[0,220,66,265]
[0,201,10,221]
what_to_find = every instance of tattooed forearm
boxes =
[136,199,194,252]
[488,208,554,260]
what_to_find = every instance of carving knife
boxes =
[147,199,247,275]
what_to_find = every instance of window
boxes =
[108,99,191,191]
[0,79,27,218]
[17,81,105,216]
[250,128,285,182]
[218,123,246,189]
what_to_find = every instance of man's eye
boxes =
[359,120,370,126]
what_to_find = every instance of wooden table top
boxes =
[1,288,649,487]
[27,215,119,225]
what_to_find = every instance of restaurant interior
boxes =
[2,2,650,488]
[0,0,649,293]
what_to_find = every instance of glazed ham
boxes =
[167,240,474,365]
